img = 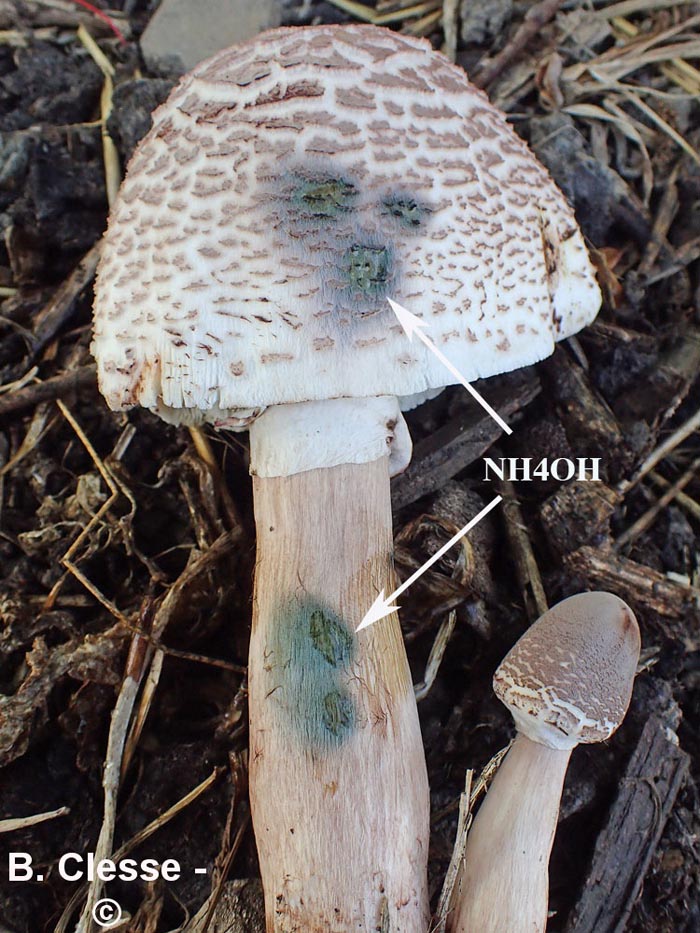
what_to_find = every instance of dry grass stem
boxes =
[433,743,512,932]
[374,1,439,26]
[77,24,121,206]
[184,755,248,933]
[43,407,243,672]
[77,23,115,78]
[121,649,164,781]
[432,770,473,933]
[54,770,220,933]
[75,636,148,933]
[648,471,700,522]
[499,478,548,619]
[45,399,125,615]
[611,15,700,93]
[0,807,70,834]
[100,75,121,207]
[618,405,700,495]
[639,163,680,275]
[414,608,457,701]
[597,0,694,18]
[0,404,57,478]
[187,427,242,530]
[323,0,379,22]
[0,365,96,418]
[441,0,459,61]
[622,88,700,166]
[0,366,40,395]
[402,7,442,35]
[616,457,700,550]
[415,537,470,700]
[474,0,565,89]
[190,817,250,933]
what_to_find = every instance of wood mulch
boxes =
[0,1,699,931]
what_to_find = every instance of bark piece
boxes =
[543,346,624,462]
[565,546,700,625]
[392,373,539,510]
[540,480,620,555]
[565,714,690,933]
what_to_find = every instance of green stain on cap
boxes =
[294,177,358,218]
[346,245,390,293]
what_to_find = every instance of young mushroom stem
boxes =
[249,441,429,930]
[449,592,640,933]
[450,734,571,933]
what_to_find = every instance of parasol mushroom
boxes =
[92,24,602,932]
[450,591,641,933]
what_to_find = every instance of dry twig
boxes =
[0,365,96,418]
[0,806,69,834]
[648,470,700,522]
[615,457,700,550]
[473,0,564,89]
[13,241,101,376]
[617,405,700,496]
[75,635,149,933]
[55,769,221,933]
[498,478,548,620]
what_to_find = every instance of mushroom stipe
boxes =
[249,462,429,929]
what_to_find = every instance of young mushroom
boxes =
[92,24,602,932]
[450,592,641,933]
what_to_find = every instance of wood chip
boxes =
[541,480,620,555]
[565,714,690,933]
[392,373,539,511]
[565,545,700,623]
[0,364,96,419]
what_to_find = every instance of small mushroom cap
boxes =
[93,24,601,424]
[494,592,640,751]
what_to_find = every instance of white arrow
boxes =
[357,495,502,631]
[388,299,512,435]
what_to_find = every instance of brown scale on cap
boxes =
[494,592,640,749]
[93,24,601,423]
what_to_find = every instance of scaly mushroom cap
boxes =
[494,592,640,751]
[93,24,601,425]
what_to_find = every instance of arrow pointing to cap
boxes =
[388,299,513,435]
[357,495,502,631]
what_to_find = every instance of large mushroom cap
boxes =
[494,592,640,751]
[93,24,601,425]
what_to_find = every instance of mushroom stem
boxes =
[450,733,571,933]
[249,457,430,932]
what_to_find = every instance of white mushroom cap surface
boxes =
[92,24,601,424]
[494,592,640,752]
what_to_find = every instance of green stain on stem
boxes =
[309,608,353,666]
[322,690,355,736]
[270,601,357,749]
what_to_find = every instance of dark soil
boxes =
[0,2,699,932]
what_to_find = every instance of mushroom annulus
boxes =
[92,24,602,932]
[450,592,640,933]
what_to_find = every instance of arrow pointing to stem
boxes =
[388,299,512,435]
[357,494,503,631]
